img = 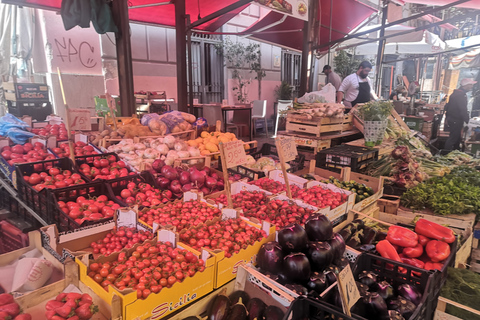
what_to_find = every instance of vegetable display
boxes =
[187,131,241,155]
[87,227,154,256]
[322,177,375,203]
[52,142,100,158]
[45,293,98,320]
[59,195,121,223]
[249,178,287,194]
[291,185,348,209]
[78,155,132,180]
[23,168,86,191]
[0,294,32,320]
[1,142,54,166]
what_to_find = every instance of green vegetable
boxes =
[440,267,480,320]
[324,177,374,203]
[356,100,393,121]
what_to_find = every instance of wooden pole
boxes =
[275,138,292,199]
[56,68,75,163]
[218,142,233,208]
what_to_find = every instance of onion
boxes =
[156,144,170,155]
[121,143,135,153]
[304,214,333,241]
[216,179,224,190]
[144,148,159,159]
[257,242,284,274]
[190,168,206,188]
[152,159,165,173]
[200,186,210,195]
[307,241,333,272]
[156,177,170,189]
[178,151,190,159]
[163,135,176,148]
[169,180,182,194]
[187,146,200,157]
[283,253,311,283]
[210,172,219,180]
[278,224,308,253]
[179,171,191,185]
[164,157,174,166]
[167,150,179,160]
[182,183,192,192]
[205,177,218,189]
[134,143,146,150]
[174,141,188,152]
[161,165,173,176]
[164,168,178,181]
[328,233,346,261]
[201,167,211,175]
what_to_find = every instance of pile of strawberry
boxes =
[88,227,154,256]
[179,218,268,258]
[0,293,31,320]
[24,168,86,192]
[214,191,268,210]
[115,181,172,207]
[291,185,348,209]
[45,292,98,320]
[138,200,221,231]
[58,195,121,224]
[78,155,132,180]
[242,199,315,228]
[249,178,286,194]
[87,242,205,299]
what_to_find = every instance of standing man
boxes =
[445,78,477,150]
[337,61,377,109]
[323,65,342,91]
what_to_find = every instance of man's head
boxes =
[396,85,407,95]
[357,61,372,79]
[323,65,332,75]
[460,78,477,92]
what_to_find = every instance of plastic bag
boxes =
[297,83,336,103]
[8,128,35,144]
[0,113,30,136]
[192,117,208,130]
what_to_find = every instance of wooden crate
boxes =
[277,132,331,155]
[286,114,353,137]
[377,195,400,214]
[435,296,480,320]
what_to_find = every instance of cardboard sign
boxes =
[223,140,248,169]
[277,136,298,162]
[337,264,361,313]
[68,108,91,131]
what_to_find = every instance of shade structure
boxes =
[243,0,377,51]
[446,35,480,50]
[392,0,480,9]
[2,0,249,31]
[449,48,480,69]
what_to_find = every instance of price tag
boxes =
[223,140,248,169]
[277,136,297,162]
[68,108,91,131]
[337,264,361,311]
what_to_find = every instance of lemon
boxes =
[201,149,211,156]
[201,131,210,138]
[205,142,219,152]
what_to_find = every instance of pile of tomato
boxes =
[58,195,121,224]
[179,218,268,258]
[51,141,100,158]
[88,227,154,256]
[31,123,69,141]
[213,191,268,210]
[115,181,172,207]
[242,199,315,228]
[138,200,221,231]
[78,154,132,180]
[87,241,205,299]
[1,142,54,166]
[291,185,348,209]
[24,168,87,191]
[249,178,287,194]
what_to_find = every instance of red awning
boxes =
[420,14,457,31]
[243,0,376,51]
[392,0,480,9]
[3,0,248,31]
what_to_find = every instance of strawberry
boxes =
[79,294,92,305]
[69,316,79,320]
[50,316,67,320]
[0,302,20,317]
[14,314,32,320]
[55,293,67,302]
[63,299,77,310]
[46,300,64,311]
[54,304,74,318]
[75,303,98,320]
[0,311,10,320]
[0,294,14,307]
[65,293,82,301]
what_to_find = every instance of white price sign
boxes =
[277,137,298,162]
[68,108,91,131]
[223,140,248,169]
[338,264,361,311]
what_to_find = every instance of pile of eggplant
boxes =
[182,290,285,320]
[329,270,423,320]
[339,219,387,252]
[256,214,348,297]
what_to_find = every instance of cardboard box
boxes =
[345,170,384,212]
[76,230,216,320]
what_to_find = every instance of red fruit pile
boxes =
[87,242,205,299]
[242,199,315,228]
[249,178,286,194]
[139,200,221,231]
[52,141,99,158]
[0,293,31,320]
[291,185,348,209]
[79,155,131,180]
[24,168,86,191]
[88,227,154,256]
[45,292,98,320]
[116,181,172,207]
[58,195,120,223]
[31,123,69,141]
[179,218,267,258]
[214,191,268,210]
[1,142,54,166]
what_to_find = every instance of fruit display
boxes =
[291,185,348,209]
[22,168,86,191]
[51,141,100,158]
[31,123,69,141]
[249,177,287,194]
[213,190,269,210]
[114,178,173,206]
[59,195,121,224]
[138,200,222,231]
[186,131,241,155]
[87,227,155,256]
[1,142,54,166]
[322,177,375,203]
[77,154,132,180]
[242,155,291,176]
[87,241,206,298]
[242,199,315,228]
[0,294,32,320]
[179,218,268,258]
[45,293,98,320]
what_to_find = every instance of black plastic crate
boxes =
[74,152,133,180]
[0,179,41,230]
[47,181,122,232]
[0,220,29,254]
[7,100,52,121]
[105,171,158,207]
[316,145,379,173]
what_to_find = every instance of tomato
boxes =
[28,174,42,185]
[90,263,100,272]
[49,168,60,176]
[99,268,109,277]
[167,276,177,286]
[120,189,132,199]
[159,278,168,287]
[94,274,104,283]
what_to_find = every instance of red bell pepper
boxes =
[386,225,418,248]
[425,240,450,262]
[415,219,455,243]
[376,240,403,263]
[425,261,443,271]
[399,254,425,269]
[403,243,423,258]
[418,234,430,247]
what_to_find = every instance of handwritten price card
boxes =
[68,108,91,131]
[338,264,361,312]
[277,137,297,162]
[223,140,248,169]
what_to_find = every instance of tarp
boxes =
[242,0,377,51]
[446,35,480,50]
[392,0,480,10]
[449,48,480,69]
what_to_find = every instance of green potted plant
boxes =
[356,101,393,146]
[274,81,293,101]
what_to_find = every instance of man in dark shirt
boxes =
[445,78,477,150]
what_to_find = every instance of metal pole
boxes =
[300,21,310,96]
[187,16,194,114]
[175,0,188,112]
[375,2,388,96]
[111,0,136,116]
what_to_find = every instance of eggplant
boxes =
[358,244,377,253]
[397,284,422,305]
[387,297,416,319]
[346,231,363,249]
[363,227,377,245]
[278,224,308,253]
[207,294,231,320]
[307,241,333,272]
[246,298,266,320]
[229,298,248,320]
[307,272,328,294]
[338,228,352,243]
[283,252,311,283]
[352,219,365,227]
[182,317,200,320]
[374,281,394,300]
[334,257,350,269]
[375,231,388,242]
[324,266,339,286]
[261,306,284,320]
[363,292,388,320]
[356,281,369,297]
[284,283,308,295]
[262,271,287,285]
[257,242,284,275]
[229,291,250,306]
[304,214,333,241]
[358,270,378,289]
[328,233,346,261]
[331,287,343,309]
[382,310,406,320]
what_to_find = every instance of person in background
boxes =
[337,61,378,110]
[389,85,407,101]
[444,78,477,150]
[323,65,342,91]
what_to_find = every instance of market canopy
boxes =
[242,0,377,51]
[391,0,480,9]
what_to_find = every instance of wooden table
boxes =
[222,105,253,141]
